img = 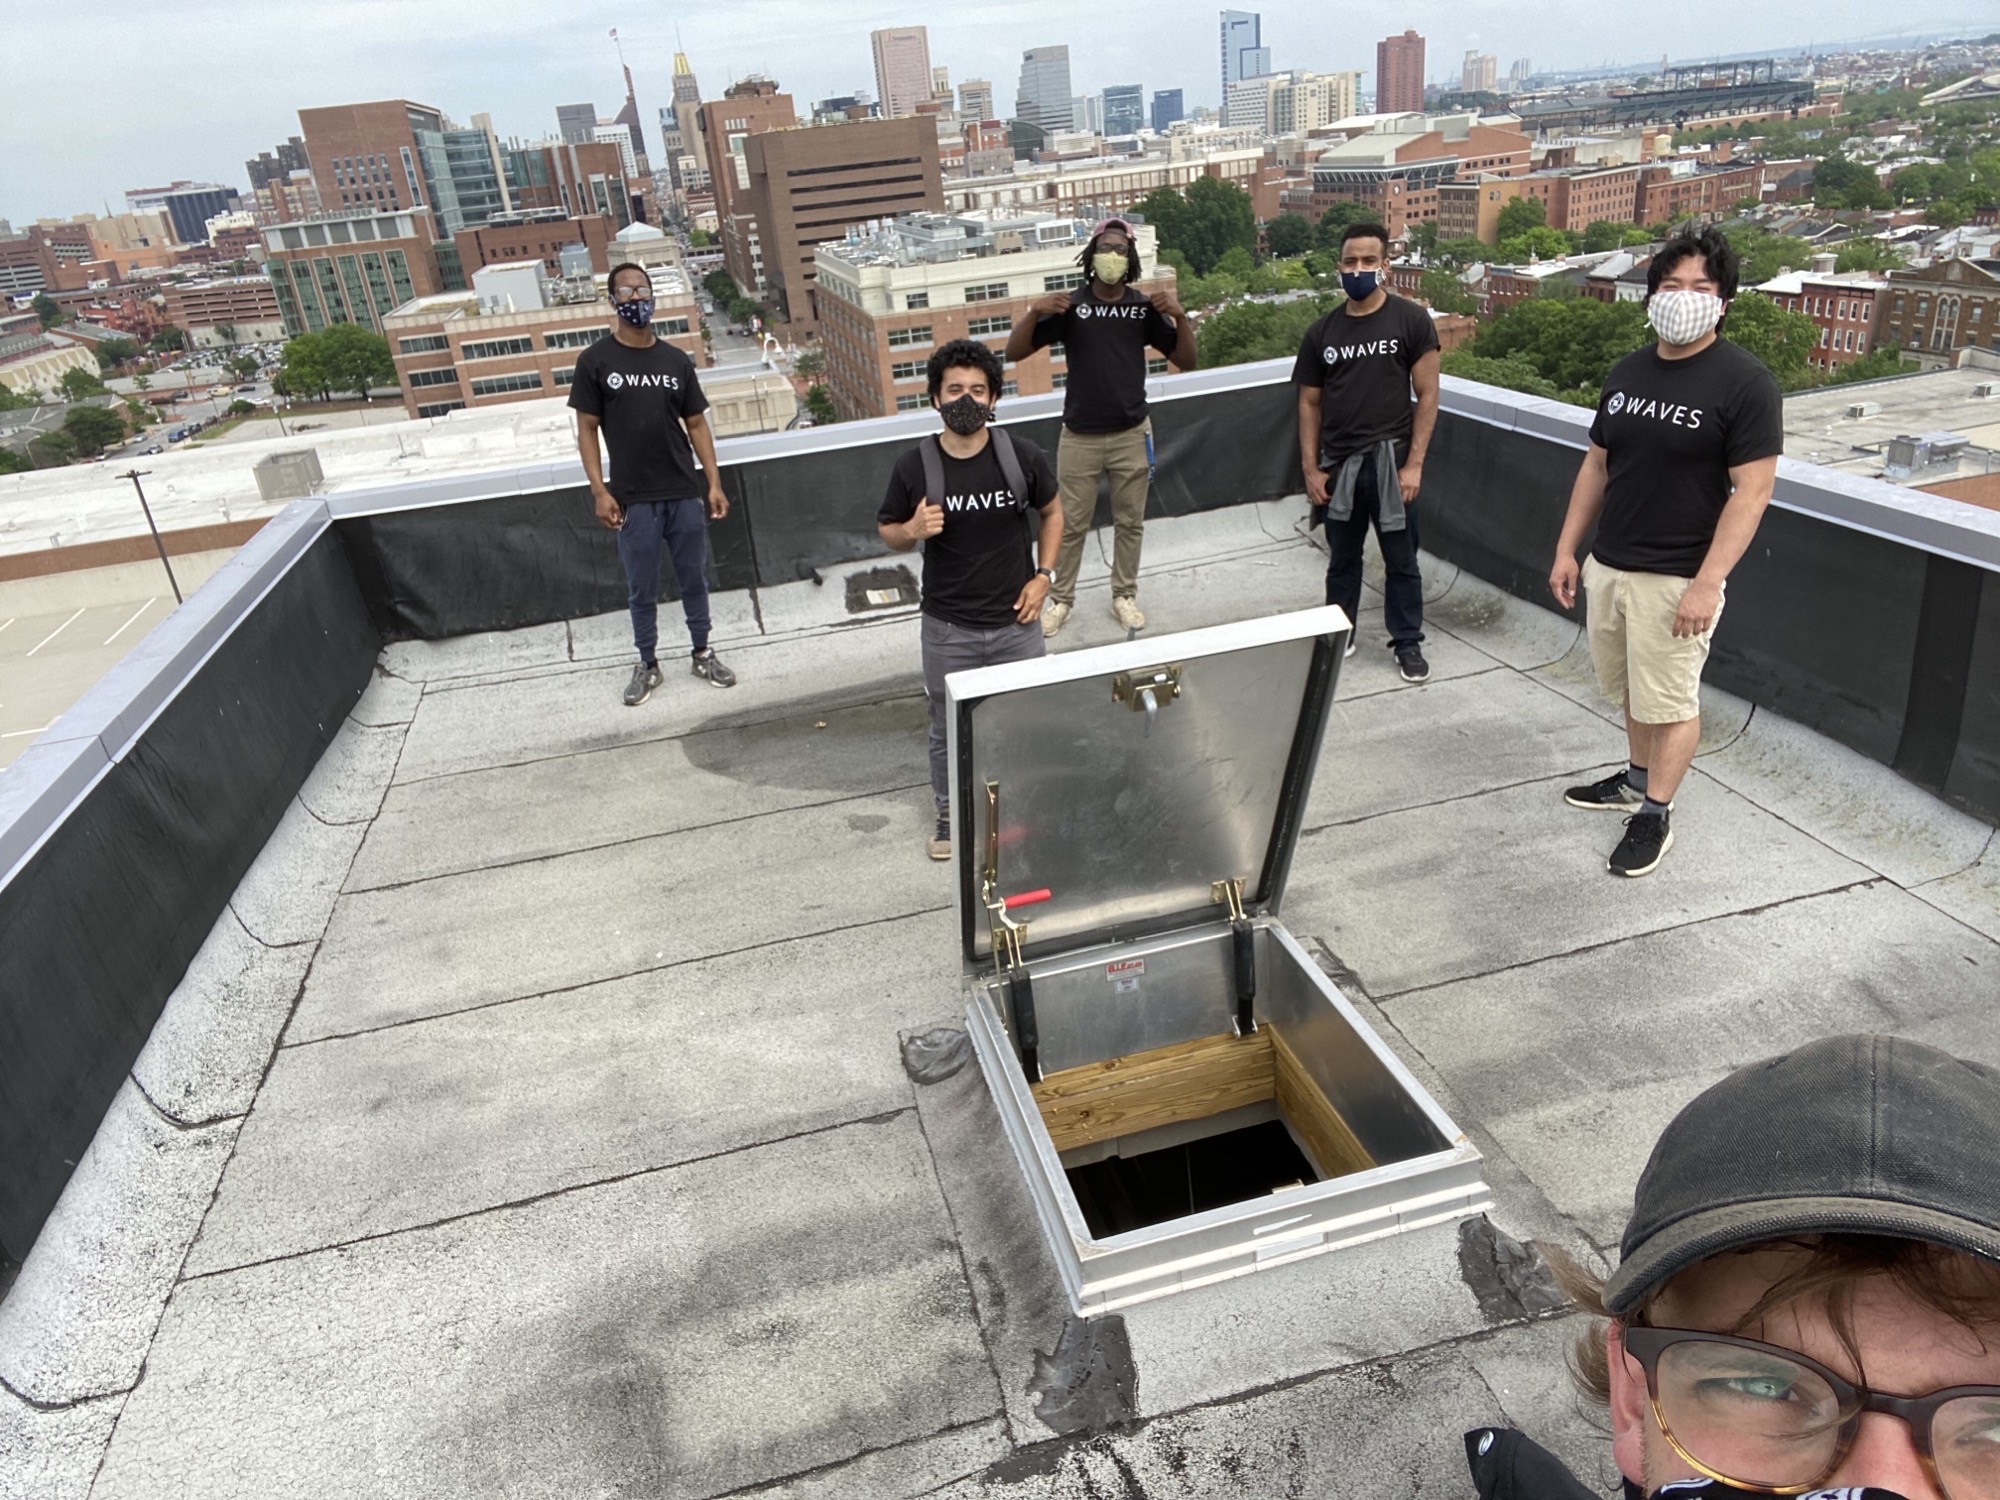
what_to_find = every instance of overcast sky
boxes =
[1,0,1989,224]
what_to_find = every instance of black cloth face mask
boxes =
[938,394,992,435]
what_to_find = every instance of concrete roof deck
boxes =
[4,501,1998,1498]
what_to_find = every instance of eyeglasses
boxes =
[1623,1326,2000,1498]
[610,285,652,302]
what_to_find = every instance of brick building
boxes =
[262,208,447,336]
[1516,163,1647,234]
[453,214,615,279]
[1634,161,1766,226]
[1753,262,1886,372]
[1375,31,1426,115]
[1873,256,2000,370]
[384,260,704,418]
[160,277,287,347]
[297,100,444,219]
[0,225,95,295]
[495,142,632,224]
[814,211,1172,420]
[1309,116,1530,237]
[943,147,1277,221]
[699,79,799,293]
[741,115,944,331]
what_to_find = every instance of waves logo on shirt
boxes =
[1607,391,1625,414]
[1074,305,1091,320]
[1604,389,1704,428]
[606,371,625,390]
[603,370,681,392]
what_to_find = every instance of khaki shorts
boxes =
[1581,555,1723,725]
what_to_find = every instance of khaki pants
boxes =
[1052,421,1151,604]
[1582,554,1724,725]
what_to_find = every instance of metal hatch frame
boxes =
[944,607,1350,979]
[964,922,1491,1315]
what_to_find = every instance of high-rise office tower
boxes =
[1375,30,1426,113]
[1151,88,1185,132]
[931,65,954,103]
[1376,31,1424,114]
[1101,85,1145,136]
[1220,11,1271,98]
[556,104,597,145]
[958,78,995,120]
[871,27,934,118]
[1015,46,1074,135]
[1461,51,1498,92]
[1073,94,1103,133]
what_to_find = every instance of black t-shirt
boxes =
[877,433,1059,630]
[1588,338,1784,577]
[566,333,711,504]
[1030,287,1178,435]
[1291,294,1440,467]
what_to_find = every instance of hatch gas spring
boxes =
[1213,877,1256,1036]
[983,779,1050,1083]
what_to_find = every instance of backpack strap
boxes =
[988,426,1031,513]
[919,433,945,511]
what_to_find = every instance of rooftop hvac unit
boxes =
[252,448,323,503]
[1973,383,1998,399]
[1845,401,1881,418]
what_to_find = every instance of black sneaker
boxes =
[1564,770,1644,812]
[622,660,662,707]
[1608,811,1674,878]
[1343,633,1357,659]
[1394,644,1430,683]
[692,649,737,688]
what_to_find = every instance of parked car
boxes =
[142,444,163,455]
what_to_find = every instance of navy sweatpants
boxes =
[616,498,712,663]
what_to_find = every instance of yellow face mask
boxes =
[1091,250,1129,285]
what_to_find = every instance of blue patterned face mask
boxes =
[614,296,655,328]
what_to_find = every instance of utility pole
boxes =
[118,469,182,603]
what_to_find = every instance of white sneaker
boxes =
[1111,596,1146,631]
[1041,599,1072,638]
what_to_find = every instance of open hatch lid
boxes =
[946,606,1350,970]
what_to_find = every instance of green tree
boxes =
[0,385,33,412]
[229,354,259,380]
[1213,245,1255,279]
[29,431,79,468]
[133,371,152,392]
[1722,226,1801,289]
[1621,227,1657,248]
[1495,196,1548,240]
[0,449,31,475]
[1834,239,1900,273]
[1138,177,1256,275]
[63,404,126,456]
[31,293,62,329]
[316,323,395,400]
[150,325,187,353]
[1405,220,1439,256]
[123,400,154,428]
[689,228,713,247]
[279,334,332,402]
[1825,346,1913,385]
[57,367,107,402]
[94,337,139,371]
[1472,297,1651,397]
[1720,293,1821,386]
[1418,268,1477,315]
[1431,237,1490,268]
[792,348,825,378]
[1195,292,1339,368]
[226,398,256,416]
[1494,225,1571,264]
[1315,200,1372,250]
[1263,213,1314,259]
[1580,220,1627,253]
[1437,349,1569,402]
[215,323,237,347]
[803,383,836,424]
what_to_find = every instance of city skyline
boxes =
[1,0,1991,222]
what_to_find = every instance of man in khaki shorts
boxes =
[1549,226,1782,877]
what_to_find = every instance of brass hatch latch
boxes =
[983,779,1046,1083]
[1212,876,1258,1037]
[1111,663,1182,738]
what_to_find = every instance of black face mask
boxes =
[938,394,992,435]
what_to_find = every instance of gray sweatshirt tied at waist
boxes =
[1321,438,1406,533]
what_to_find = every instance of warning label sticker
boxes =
[1106,958,1145,989]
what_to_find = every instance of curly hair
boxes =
[925,337,1005,404]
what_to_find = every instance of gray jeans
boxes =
[921,613,1045,809]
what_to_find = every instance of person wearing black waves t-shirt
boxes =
[1549,227,1782,878]
[879,339,1063,862]
[1004,216,1196,639]
[570,261,737,708]
[1291,219,1442,684]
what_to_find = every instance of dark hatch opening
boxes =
[1065,1119,1321,1238]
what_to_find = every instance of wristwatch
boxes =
[1036,567,1056,583]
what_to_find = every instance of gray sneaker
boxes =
[692,648,736,688]
[623,660,663,707]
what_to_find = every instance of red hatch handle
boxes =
[1002,888,1051,911]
